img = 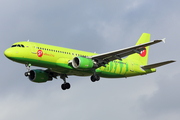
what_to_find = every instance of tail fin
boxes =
[127,33,150,65]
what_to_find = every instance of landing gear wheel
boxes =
[91,75,96,82]
[65,83,71,89]
[61,83,71,90]
[61,84,66,90]
[24,72,30,77]
[96,74,100,81]
[91,74,100,82]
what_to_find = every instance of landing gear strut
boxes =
[24,63,31,77]
[60,74,70,90]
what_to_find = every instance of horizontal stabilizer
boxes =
[141,60,175,69]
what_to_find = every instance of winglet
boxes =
[162,38,166,43]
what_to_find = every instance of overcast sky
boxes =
[0,0,180,120]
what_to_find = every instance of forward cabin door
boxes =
[29,42,37,54]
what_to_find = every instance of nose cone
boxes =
[4,48,12,58]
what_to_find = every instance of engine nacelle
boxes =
[28,69,52,83]
[72,57,94,69]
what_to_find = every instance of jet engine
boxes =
[72,57,95,69]
[28,69,52,83]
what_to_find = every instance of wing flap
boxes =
[141,60,175,69]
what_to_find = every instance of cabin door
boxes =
[128,60,134,72]
[29,42,37,54]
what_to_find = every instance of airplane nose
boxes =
[4,48,11,58]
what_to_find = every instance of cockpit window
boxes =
[11,45,17,47]
[11,44,25,48]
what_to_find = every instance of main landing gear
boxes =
[60,74,70,90]
[24,63,31,77]
[90,69,100,82]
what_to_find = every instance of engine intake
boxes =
[72,57,94,69]
[29,69,52,83]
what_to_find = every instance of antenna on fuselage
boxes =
[27,39,29,42]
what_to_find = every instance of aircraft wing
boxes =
[141,60,175,69]
[89,39,164,63]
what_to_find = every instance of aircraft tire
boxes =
[24,72,30,77]
[65,83,71,89]
[61,83,71,90]
[91,75,100,82]
[91,75,96,82]
[96,74,100,81]
[61,84,66,90]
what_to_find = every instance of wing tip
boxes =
[170,60,176,63]
[162,38,166,43]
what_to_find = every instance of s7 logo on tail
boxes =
[140,47,146,57]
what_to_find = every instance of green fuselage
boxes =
[4,41,156,78]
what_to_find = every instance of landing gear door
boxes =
[29,42,37,54]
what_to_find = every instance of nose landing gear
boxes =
[24,63,31,77]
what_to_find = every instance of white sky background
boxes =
[0,0,180,120]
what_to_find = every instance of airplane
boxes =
[4,33,175,90]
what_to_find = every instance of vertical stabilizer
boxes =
[127,33,150,65]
